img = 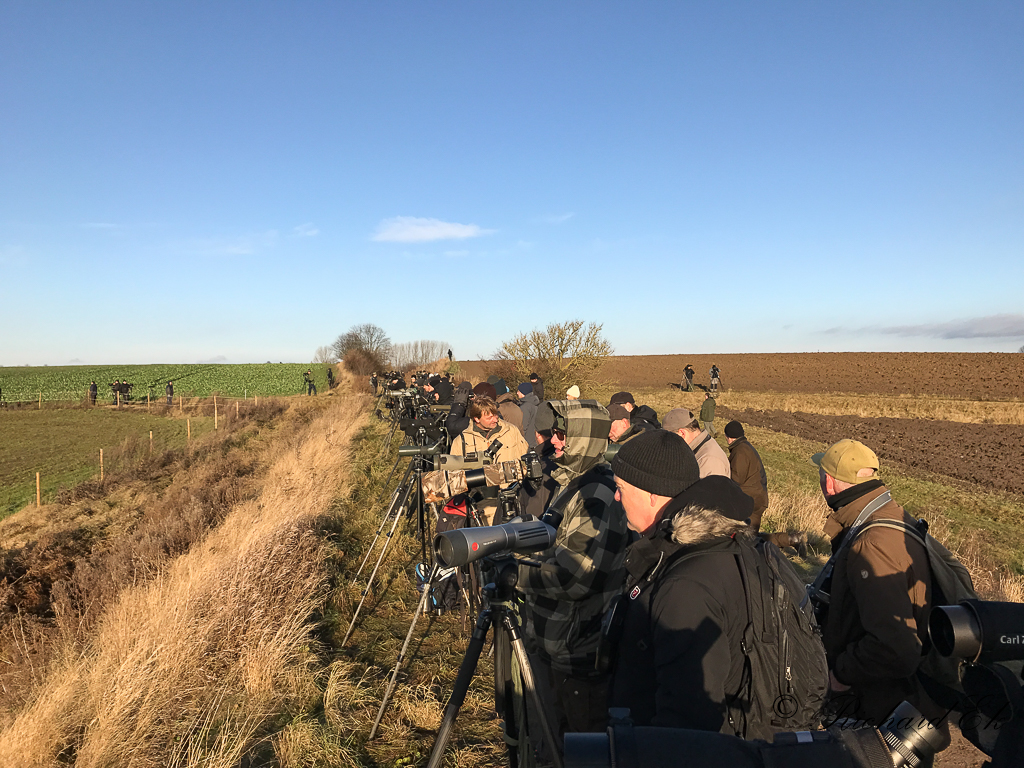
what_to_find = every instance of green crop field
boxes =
[0,408,216,517]
[0,363,334,404]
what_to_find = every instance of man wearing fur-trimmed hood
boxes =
[518,399,630,740]
[608,430,757,732]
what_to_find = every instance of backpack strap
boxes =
[804,491,891,609]
[692,433,713,454]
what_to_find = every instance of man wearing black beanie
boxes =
[608,430,760,733]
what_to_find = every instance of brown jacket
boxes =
[823,483,933,724]
[685,430,730,479]
[495,392,524,436]
[727,437,768,528]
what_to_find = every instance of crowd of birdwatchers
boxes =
[364,360,990,765]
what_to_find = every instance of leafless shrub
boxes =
[312,345,338,364]
[331,323,391,363]
[389,340,450,370]
[493,320,613,398]
[343,348,385,377]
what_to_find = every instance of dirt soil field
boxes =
[720,407,1024,496]
[461,353,1024,399]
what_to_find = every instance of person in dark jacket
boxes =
[445,381,474,445]
[812,439,948,736]
[609,391,661,429]
[725,421,769,530]
[516,382,540,448]
[608,403,653,444]
[89,381,98,405]
[529,372,544,401]
[165,380,173,406]
[608,431,757,732]
[682,364,695,392]
[518,400,629,741]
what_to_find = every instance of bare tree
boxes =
[312,345,338,364]
[331,323,392,363]
[494,320,613,397]
[390,339,450,370]
[1019,344,1024,353]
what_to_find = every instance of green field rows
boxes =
[0,409,215,517]
[0,363,334,403]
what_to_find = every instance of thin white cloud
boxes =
[293,223,319,237]
[541,212,574,224]
[198,355,228,363]
[372,216,495,243]
[821,314,1024,340]
[877,314,1024,340]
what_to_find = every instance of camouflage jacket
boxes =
[518,400,630,676]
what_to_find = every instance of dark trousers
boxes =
[526,653,609,760]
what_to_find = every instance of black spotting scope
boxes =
[434,519,556,568]
[929,599,1024,663]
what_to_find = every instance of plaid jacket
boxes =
[518,400,630,676]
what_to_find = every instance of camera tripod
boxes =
[426,556,563,768]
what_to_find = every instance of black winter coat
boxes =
[609,482,755,732]
[630,404,661,429]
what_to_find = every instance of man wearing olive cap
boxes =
[811,439,945,734]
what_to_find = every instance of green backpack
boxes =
[853,517,975,690]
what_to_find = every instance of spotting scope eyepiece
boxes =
[434,519,556,568]
[929,599,1024,663]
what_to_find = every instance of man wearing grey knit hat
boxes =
[608,430,763,733]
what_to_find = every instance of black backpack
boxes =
[726,539,829,740]
[646,538,828,740]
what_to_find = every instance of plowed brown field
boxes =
[718,407,1024,496]
[461,352,1024,399]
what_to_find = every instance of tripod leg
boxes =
[506,618,564,768]
[342,480,414,647]
[369,563,439,739]
[354,461,414,580]
[426,609,492,768]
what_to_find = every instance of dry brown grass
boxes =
[0,378,371,766]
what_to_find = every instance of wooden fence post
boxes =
[149,431,153,454]
[235,400,239,418]
[255,395,258,407]
[187,419,191,444]
[214,395,218,430]
[38,392,42,409]
[147,393,150,411]
[100,448,104,480]
[36,472,41,507]
[179,395,183,415]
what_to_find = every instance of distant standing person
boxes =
[370,372,378,395]
[89,381,98,405]
[447,348,453,362]
[326,367,336,389]
[682,364,695,392]
[709,364,721,393]
[698,392,716,436]
[529,372,544,401]
[303,369,317,396]
[166,380,174,406]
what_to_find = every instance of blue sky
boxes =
[2,2,1022,366]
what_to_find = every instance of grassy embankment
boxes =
[0,373,498,767]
